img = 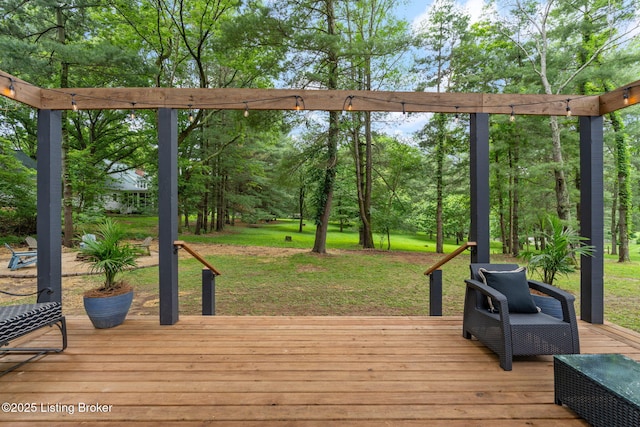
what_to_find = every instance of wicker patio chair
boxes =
[463,263,580,371]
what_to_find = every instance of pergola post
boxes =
[469,113,490,263]
[36,110,62,303]
[579,116,604,324]
[158,108,179,325]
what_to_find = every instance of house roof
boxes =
[105,162,149,192]
[14,150,36,169]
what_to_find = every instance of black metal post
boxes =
[158,108,179,325]
[429,270,443,316]
[36,110,62,303]
[469,113,490,263]
[579,116,604,324]
[202,269,216,316]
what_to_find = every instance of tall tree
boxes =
[559,0,639,262]
[341,0,410,249]
[500,0,638,222]
[414,0,469,253]
[273,0,343,254]
[0,0,149,246]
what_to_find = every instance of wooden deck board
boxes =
[2,315,639,425]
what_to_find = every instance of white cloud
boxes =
[412,0,487,30]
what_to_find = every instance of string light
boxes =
[243,102,249,117]
[454,106,459,124]
[510,105,515,122]
[623,88,630,105]
[6,78,635,118]
[346,96,354,111]
[188,104,194,122]
[129,102,136,120]
[7,78,15,97]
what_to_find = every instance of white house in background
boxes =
[103,162,153,214]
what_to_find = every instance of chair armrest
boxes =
[464,279,510,315]
[528,279,578,323]
[527,280,575,302]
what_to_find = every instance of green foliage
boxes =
[0,144,36,235]
[79,219,138,291]
[522,215,595,285]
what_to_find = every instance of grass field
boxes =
[53,216,640,332]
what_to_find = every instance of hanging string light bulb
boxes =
[243,102,249,117]
[454,106,459,124]
[188,104,194,123]
[71,94,78,112]
[401,102,406,115]
[294,95,305,111]
[510,105,515,122]
[623,88,630,105]
[565,99,572,117]
[7,78,15,97]
[129,102,137,120]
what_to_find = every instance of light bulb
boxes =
[8,79,15,97]
[623,88,630,105]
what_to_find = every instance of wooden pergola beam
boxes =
[2,69,625,117]
[0,71,43,109]
[599,79,640,115]
[37,88,602,116]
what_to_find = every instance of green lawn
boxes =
[65,216,640,332]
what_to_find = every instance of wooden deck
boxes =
[2,315,640,426]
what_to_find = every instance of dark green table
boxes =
[554,354,640,427]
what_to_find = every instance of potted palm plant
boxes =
[522,215,595,318]
[79,218,138,328]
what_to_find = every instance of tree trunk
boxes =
[610,111,631,262]
[353,112,374,249]
[312,110,338,254]
[549,116,571,221]
[610,179,618,256]
[511,135,520,257]
[215,174,226,232]
[312,0,339,254]
[435,114,445,254]
[57,7,74,248]
[298,185,305,233]
[494,152,508,254]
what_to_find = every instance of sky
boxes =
[400,0,486,26]
[374,1,489,137]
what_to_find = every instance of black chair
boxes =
[463,263,580,371]
[1,288,67,376]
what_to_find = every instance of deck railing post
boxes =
[202,269,216,316]
[429,269,442,316]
